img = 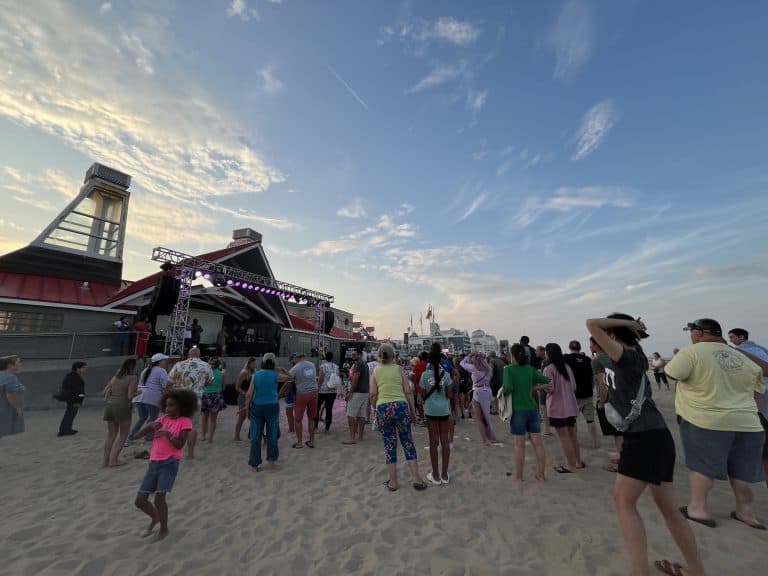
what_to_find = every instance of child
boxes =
[133,389,198,539]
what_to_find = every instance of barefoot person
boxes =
[371,344,427,492]
[543,343,582,473]
[343,349,369,445]
[288,352,318,449]
[128,354,169,444]
[420,343,454,485]
[133,389,197,540]
[102,358,138,467]
[200,358,226,443]
[460,352,498,446]
[502,344,550,482]
[233,357,256,441]
[565,340,598,449]
[666,319,765,530]
[587,314,704,576]
[241,353,282,471]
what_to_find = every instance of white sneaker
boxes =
[426,472,442,486]
[441,473,451,485]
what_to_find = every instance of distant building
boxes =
[407,322,471,354]
[471,329,499,354]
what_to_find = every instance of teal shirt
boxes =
[251,369,279,405]
[204,368,223,394]
[419,367,452,417]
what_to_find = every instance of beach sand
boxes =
[1,390,765,576]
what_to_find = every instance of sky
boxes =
[1,0,767,353]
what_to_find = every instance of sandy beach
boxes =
[1,389,765,576]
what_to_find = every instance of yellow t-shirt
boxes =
[374,364,406,406]
[666,342,764,432]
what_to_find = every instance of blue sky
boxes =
[1,0,767,352]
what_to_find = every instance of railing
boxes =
[0,331,139,360]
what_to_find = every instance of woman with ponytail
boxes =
[419,343,454,485]
[543,343,581,473]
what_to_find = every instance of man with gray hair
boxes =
[168,347,212,459]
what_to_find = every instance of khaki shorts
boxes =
[346,393,370,419]
[577,397,596,423]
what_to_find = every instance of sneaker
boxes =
[441,473,451,485]
[426,472,442,486]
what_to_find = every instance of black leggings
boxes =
[653,371,668,385]
[316,393,336,431]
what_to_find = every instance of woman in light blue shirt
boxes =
[0,355,25,438]
[419,344,453,485]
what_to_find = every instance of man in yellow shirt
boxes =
[666,318,766,530]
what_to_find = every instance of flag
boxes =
[426,305,432,320]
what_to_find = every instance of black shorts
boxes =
[618,428,675,485]
[597,406,623,437]
[491,382,501,397]
[549,416,576,428]
[761,414,768,459]
[426,414,451,422]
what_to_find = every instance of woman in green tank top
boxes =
[370,344,427,491]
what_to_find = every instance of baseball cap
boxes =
[263,352,276,363]
[289,352,302,359]
[568,340,581,351]
[151,353,169,362]
[683,318,722,337]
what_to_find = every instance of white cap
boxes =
[151,353,169,363]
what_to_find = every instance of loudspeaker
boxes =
[149,275,181,316]
[323,310,335,334]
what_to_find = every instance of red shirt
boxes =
[412,361,428,391]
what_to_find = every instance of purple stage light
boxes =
[194,270,203,278]
[227,279,234,286]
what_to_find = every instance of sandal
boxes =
[305,441,315,448]
[383,480,398,492]
[413,481,428,491]
[292,442,303,449]
[679,506,716,528]
[553,466,573,474]
[654,559,685,576]
[426,472,442,486]
[730,511,767,530]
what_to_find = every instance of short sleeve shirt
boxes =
[134,367,169,407]
[290,360,318,394]
[420,367,451,417]
[605,347,666,433]
[564,353,594,399]
[150,416,193,461]
[666,342,764,432]
[169,359,212,399]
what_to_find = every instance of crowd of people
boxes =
[1,314,766,575]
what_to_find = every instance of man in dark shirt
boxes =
[58,361,87,436]
[488,351,505,415]
[564,340,598,449]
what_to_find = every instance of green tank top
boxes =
[375,364,406,406]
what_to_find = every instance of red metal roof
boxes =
[105,242,261,305]
[288,314,353,339]
[0,272,121,307]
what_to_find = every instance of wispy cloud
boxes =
[326,64,369,110]
[197,199,299,230]
[337,197,367,219]
[226,0,259,21]
[509,186,633,229]
[465,89,488,111]
[573,99,618,160]
[405,64,461,94]
[625,281,658,293]
[381,17,480,48]
[547,0,593,80]
[398,203,415,216]
[259,65,284,95]
[457,193,487,223]
[99,3,112,14]
[303,214,416,256]
[121,32,155,75]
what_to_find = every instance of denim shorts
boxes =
[510,410,541,436]
[679,418,765,483]
[138,458,180,494]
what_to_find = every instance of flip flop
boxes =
[413,481,428,491]
[305,441,315,448]
[292,443,303,449]
[426,472,442,486]
[603,464,619,473]
[679,506,717,528]
[730,511,767,530]
[383,480,398,492]
[553,466,573,474]
[654,559,684,576]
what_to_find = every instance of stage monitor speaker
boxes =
[323,310,335,334]
[149,275,181,316]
